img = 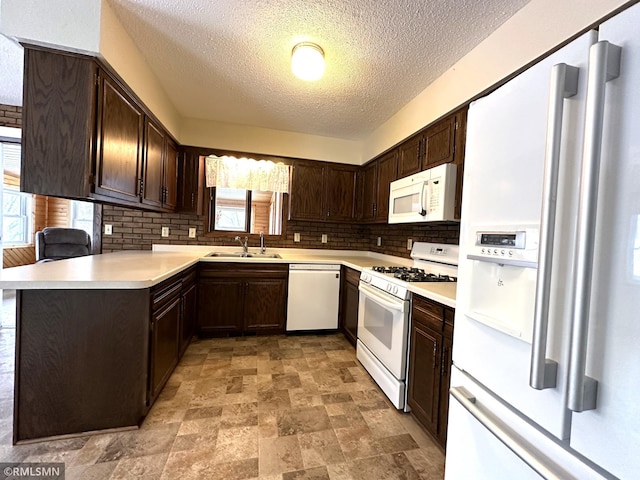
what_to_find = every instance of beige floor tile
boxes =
[258,434,304,476]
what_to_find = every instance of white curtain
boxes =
[205,155,290,193]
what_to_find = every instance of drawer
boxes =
[412,295,444,332]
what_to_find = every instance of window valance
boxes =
[205,155,290,193]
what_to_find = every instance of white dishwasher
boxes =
[286,264,341,331]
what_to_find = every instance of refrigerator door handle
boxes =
[568,41,621,413]
[530,63,579,390]
[450,386,573,480]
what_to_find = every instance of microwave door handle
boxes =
[530,63,579,391]
[418,181,427,216]
[358,283,405,312]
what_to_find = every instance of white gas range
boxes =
[357,242,459,410]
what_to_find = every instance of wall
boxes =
[101,203,459,259]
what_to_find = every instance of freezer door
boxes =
[445,368,611,480]
[454,30,597,440]
[567,5,640,478]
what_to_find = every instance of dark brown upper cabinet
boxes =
[21,45,178,213]
[423,115,456,169]
[289,160,357,222]
[358,150,398,223]
[177,149,205,215]
[397,134,424,178]
[141,118,178,210]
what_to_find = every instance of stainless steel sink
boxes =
[207,252,281,259]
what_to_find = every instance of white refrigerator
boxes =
[446,3,640,479]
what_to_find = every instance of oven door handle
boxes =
[358,283,406,312]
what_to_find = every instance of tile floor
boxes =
[0,291,445,479]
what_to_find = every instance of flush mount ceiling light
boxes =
[291,42,325,81]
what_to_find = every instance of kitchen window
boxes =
[208,187,283,234]
[2,189,32,245]
[69,200,95,237]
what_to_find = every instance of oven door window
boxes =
[361,296,394,348]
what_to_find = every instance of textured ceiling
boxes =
[107,0,531,140]
[0,1,532,139]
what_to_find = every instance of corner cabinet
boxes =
[289,161,357,222]
[407,294,454,449]
[197,263,288,336]
[177,149,205,215]
[21,45,179,213]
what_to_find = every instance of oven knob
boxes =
[501,250,505,255]
[393,286,398,294]
[481,248,485,254]
[493,249,498,255]
[509,250,513,256]
[386,284,392,292]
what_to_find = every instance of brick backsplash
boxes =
[0,104,22,128]
[102,205,460,257]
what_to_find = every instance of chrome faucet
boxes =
[235,235,249,254]
[259,231,266,254]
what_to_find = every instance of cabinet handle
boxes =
[568,41,620,413]
[432,343,438,369]
[139,178,144,197]
[530,63,579,391]
[191,192,195,209]
[441,346,448,376]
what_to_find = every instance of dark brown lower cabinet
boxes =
[150,296,181,402]
[149,269,196,404]
[180,275,198,357]
[198,263,288,336]
[340,266,360,347]
[407,294,454,449]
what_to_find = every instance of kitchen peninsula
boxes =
[0,247,456,443]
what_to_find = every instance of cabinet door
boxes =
[340,268,359,347]
[375,151,398,222]
[197,278,244,335]
[326,165,356,221]
[141,118,165,208]
[289,162,325,220]
[398,135,424,177]
[407,321,442,436]
[95,73,144,202]
[423,115,455,168]
[244,277,287,334]
[180,282,197,357]
[178,151,205,214]
[438,334,453,448]
[361,162,378,222]
[164,139,179,210]
[21,48,95,199]
[150,296,181,401]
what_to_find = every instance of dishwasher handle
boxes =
[289,264,341,271]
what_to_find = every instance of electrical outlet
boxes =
[294,232,301,242]
[321,234,328,244]
[104,224,112,235]
[377,236,382,247]
[161,227,170,237]
[407,238,413,250]
[188,227,196,238]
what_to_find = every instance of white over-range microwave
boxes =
[388,163,457,224]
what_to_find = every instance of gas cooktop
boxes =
[371,266,457,283]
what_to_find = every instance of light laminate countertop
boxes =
[0,246,456,307]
